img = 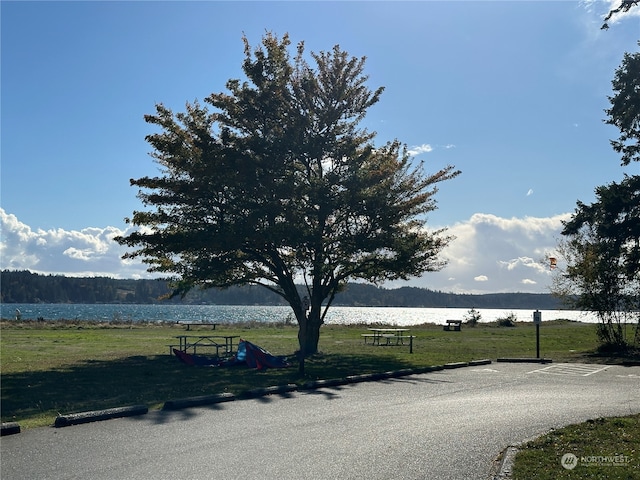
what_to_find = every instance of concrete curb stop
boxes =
[444,361,469,369]
[162,392,235,410]
[301,377,349,390]
[54,405,148,428]
[469,359,492,366]
[382,368,414,378]
[345,373,382,383]
[1,422,21,436]
[496,358,552,364]
[238,384,298,399]
[416,365,446,374]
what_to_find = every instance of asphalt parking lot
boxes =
[2,362,639,480]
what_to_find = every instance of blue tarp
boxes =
[235,339,290,370]
[173,339,290,370]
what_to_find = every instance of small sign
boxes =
[533,310,542,324]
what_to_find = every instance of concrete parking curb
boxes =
[237,384,298,399]
[469,359,492,366]
[162,392,235,410]
[444,361,469,369]
[497,358,552,363]
[54,405,148,428]
[1,422,21,436]
[301,377,350,389]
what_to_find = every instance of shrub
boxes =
[497,312,517,327]
[464,308,481,327]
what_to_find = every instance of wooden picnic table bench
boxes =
[443,319,462,331]
[176,321,219,331]
[361,333,378,344]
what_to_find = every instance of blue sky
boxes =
[1,1,639,294]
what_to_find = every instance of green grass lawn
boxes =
[512,414,640,480]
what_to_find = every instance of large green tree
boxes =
[117,33,459,355]
[554,45,640,350]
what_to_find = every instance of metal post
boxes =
[533,310,542,359]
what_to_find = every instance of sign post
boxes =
[533,310,542,358]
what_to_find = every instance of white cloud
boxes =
[399,212,571,294]
[0,208,153,279]
[407,144,433,156]
[63,247,97,261]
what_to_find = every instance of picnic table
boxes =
[171,335,239,356]
[176,321,219,331]
[362,328,411,346]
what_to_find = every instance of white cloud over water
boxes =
[0,208,570,293]
[0,208,151,279]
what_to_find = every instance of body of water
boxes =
[1,303,600,325]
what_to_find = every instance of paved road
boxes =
[2,363,639,480]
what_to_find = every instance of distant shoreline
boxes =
[1,270,564,310]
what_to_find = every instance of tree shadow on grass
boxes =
[1,351,421,426]
[301,352,420,379]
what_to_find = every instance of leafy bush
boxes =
[464,308,481,327]
[497,312,517,327]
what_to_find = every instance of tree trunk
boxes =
[297,308,322,356]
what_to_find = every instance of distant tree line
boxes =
[0,270,284,305]
[1,270,563,309]
[334,283,563,309]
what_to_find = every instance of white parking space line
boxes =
[527,363,610,376]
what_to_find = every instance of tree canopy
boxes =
[605,42,640,166]
[117,33,459,354]
[557,175,640,346]
[555,45,640,350]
